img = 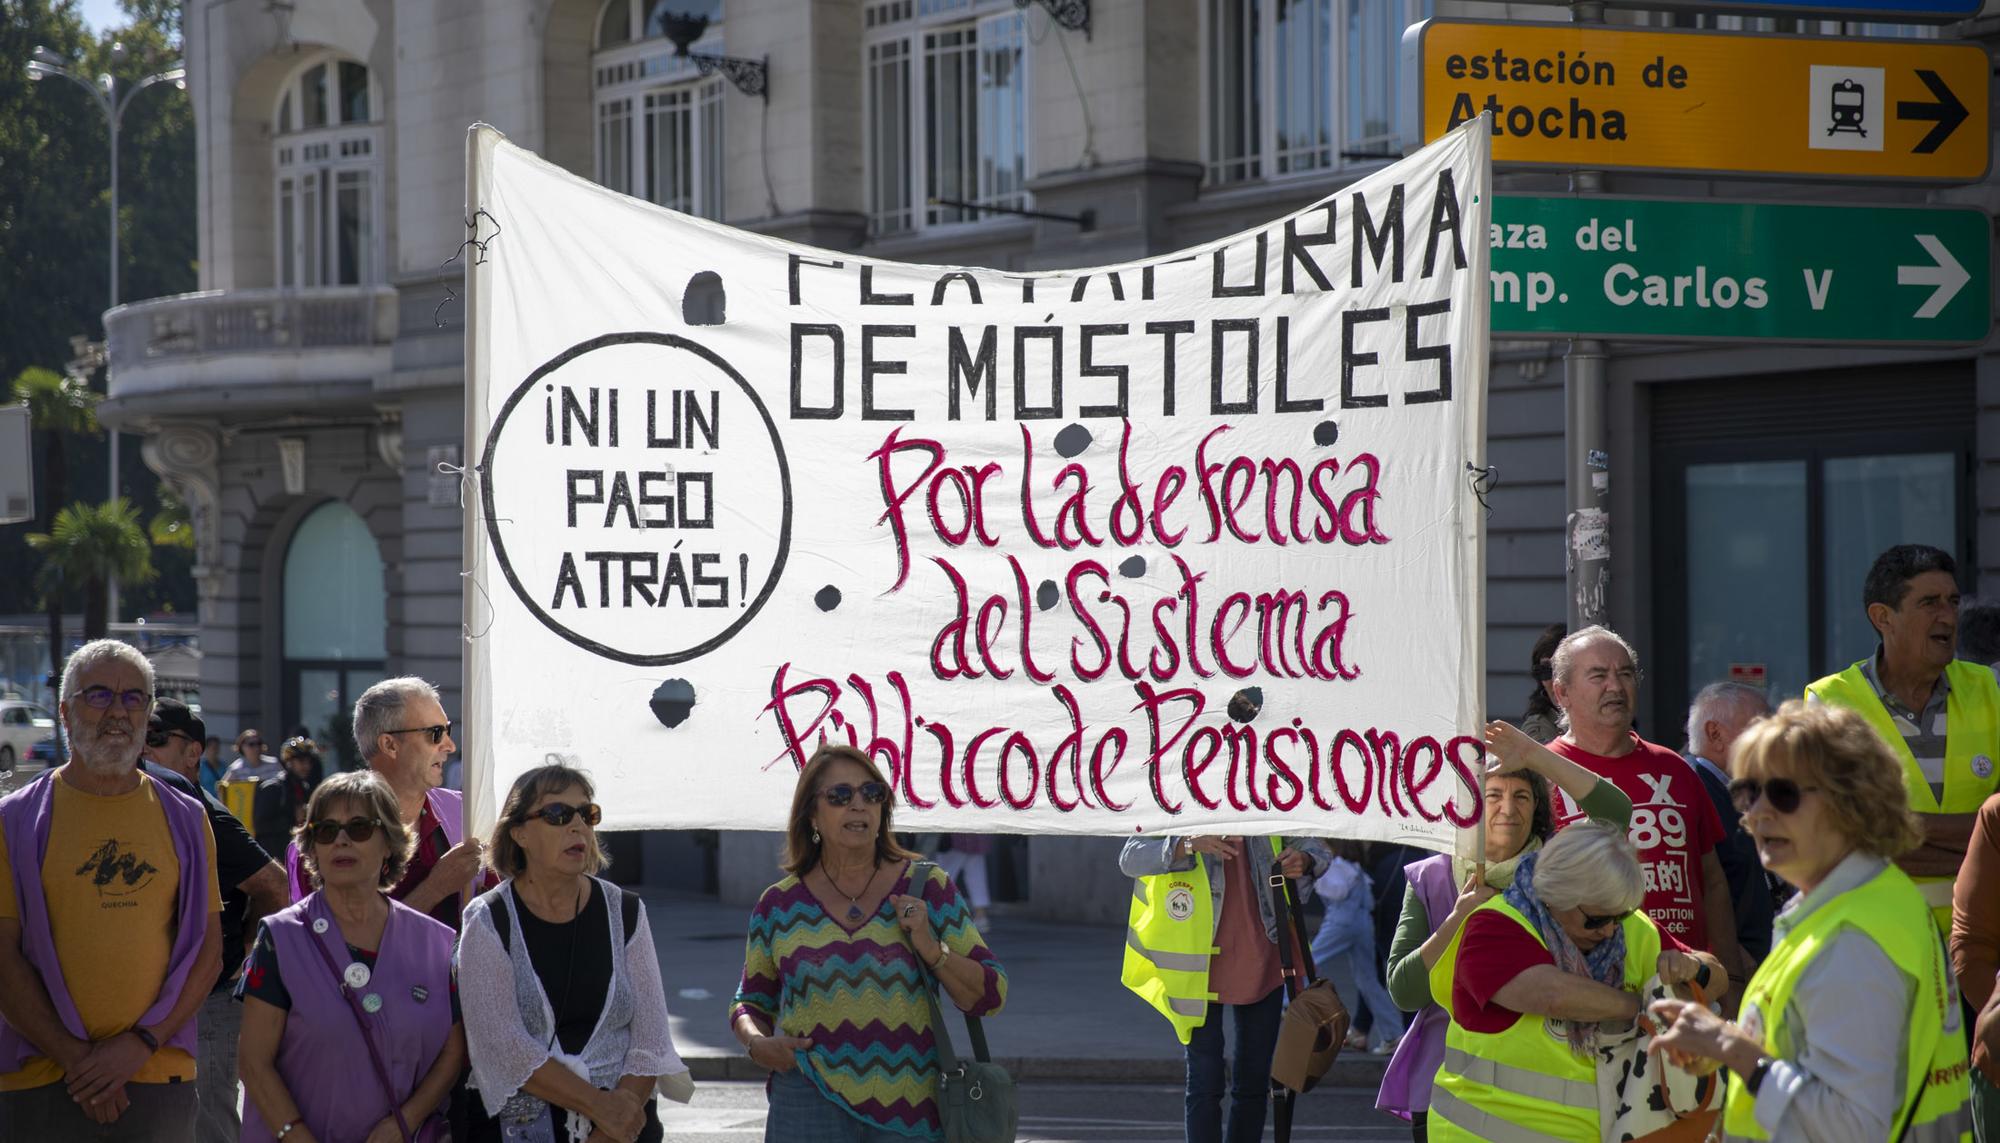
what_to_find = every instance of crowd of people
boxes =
[1118,542,2000,1143]
[10,538,2000,1143]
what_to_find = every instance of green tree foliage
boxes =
[27,498,156,639]
[0,0,196,620]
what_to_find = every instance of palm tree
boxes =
[10,366,101,695]
[27,499,155,640]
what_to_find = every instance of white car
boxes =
[0,700,57,775]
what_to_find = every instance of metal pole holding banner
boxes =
[462,125,491,840]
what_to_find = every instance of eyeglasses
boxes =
[819,781,889,807]
[145,729,197,749]
[1580,909,1633,931]
[241,737,264,747]
[78,686,151,711]
[308,817,384,845]
[1729,776,1819,815]
[528,801,602,827]
[386,722,452,745]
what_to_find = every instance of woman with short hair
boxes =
[1650,700,1972,1140]
[1428,820,1724,1142]
[236,770,464,1143]
[732,743,1005,1141]
[456,763,689,1143]
[1375,721,1632,1140]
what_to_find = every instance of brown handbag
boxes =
[1266,865,1349,1114]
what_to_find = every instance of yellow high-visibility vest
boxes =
[1427,895,1660,1143]
[1121,836,1284,1044]
[1806,660,2000,936]
[1721,861,1969,1142]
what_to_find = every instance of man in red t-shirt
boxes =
[1544,626,1746,981]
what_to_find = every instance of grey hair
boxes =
[352,676,442,761]
[60,639,156,708]
[1532,821,1645,914]
[1684,681,1772,756]
[1550,625,1640,732]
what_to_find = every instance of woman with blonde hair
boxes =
[1649,699,1971,1140]
[731,743,1005,1140]
[1428,820,1725,1142]
[236,769,464,1142]
[456,763,689,1143]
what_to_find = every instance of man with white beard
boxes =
[0,640,223,1141]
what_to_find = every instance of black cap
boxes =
[149,697,206,744]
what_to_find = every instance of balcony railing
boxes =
[106,286,396,373]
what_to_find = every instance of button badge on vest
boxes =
[1167,885,1195,921]
[344,962,373,990]
[362,993,383,1013]
[312,918,330,935]
[412,985,430,1003]
[1974,755,1994,780]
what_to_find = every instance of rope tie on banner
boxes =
[439,459,498,644]
[434,208,504,328]
[1465,461,1499,517]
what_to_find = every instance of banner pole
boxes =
[462,124,492,841]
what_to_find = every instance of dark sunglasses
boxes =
[1729,776,1819,815]
[308,817,384,845]
[386,722,452,745]
[1580,909,1633,931]
[819,781,889,807]
[145,729,197,749]
[528,801,602,827]
[79,685,150,711]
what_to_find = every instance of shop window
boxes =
[282,502,386,769]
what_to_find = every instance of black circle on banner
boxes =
[480,331,794,666]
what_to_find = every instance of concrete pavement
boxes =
[633,885,1393,1090]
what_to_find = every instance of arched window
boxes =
[272,52,384,287]
[282,502,385,768]
[592,0,726,219]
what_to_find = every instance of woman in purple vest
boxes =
[456,763,690,1143]
[236,770,465,1143]
[1375,721,1632,1140]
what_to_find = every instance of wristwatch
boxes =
[1745,1055,1774,1097]
[129,1025,160,1052]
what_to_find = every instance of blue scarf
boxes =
[1503,849,1627,1055]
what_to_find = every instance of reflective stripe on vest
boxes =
[1806,660,2000,939]
[1428,896,1661,1143]
[1120,837,1286,1044]
[1721,862,1971,1142]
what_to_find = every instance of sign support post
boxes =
[1565,3,1610,634]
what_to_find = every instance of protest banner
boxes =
[461,117,1492,846]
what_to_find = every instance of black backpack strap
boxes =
[489,887,513,952]
[621,885,641,943]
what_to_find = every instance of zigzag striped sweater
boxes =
[732,862,1007,1138]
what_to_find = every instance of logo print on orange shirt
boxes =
[75,839,159,896]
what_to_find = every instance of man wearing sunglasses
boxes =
[142,699,290,1143]
[1808,544,2000,943]
[1545,626,1746,988]
[0,639,224,1141]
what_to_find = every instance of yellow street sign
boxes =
[1405,20,1989,181]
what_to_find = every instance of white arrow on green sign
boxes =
[1489,195,1992,345]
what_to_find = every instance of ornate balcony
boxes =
[99,286,397,428]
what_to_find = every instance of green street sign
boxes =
[1489,195,1992,345]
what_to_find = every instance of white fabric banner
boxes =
[463,119,1491,847]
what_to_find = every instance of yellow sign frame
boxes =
[1406,19,1989,182]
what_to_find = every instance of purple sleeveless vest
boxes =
[0,770,212,1072]
[1375,853,1456,1120]
[286,787,468,916]
[240,892,457,1143]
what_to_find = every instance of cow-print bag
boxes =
[1595,975,1722,1143]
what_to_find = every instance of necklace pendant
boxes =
[847,904,864,921]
